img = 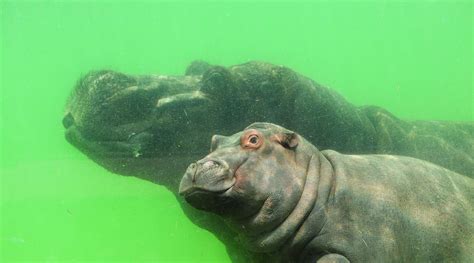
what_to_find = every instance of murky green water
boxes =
[1,1,472,262]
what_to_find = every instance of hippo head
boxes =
[62,61,249,189]
[179,123,317,229]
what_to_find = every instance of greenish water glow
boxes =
[1,1,472,262]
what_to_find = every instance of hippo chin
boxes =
[180,122,474,262]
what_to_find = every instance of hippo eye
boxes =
[249,135,259,145]
[241,130,263,149]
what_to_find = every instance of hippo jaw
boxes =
[64,123,155,159]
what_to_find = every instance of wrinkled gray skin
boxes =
[63,61,474,262]
[180,122,474,262]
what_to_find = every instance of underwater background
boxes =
[1,0,472,262]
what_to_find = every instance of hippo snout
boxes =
[179,159,236,212]
[62,112,75,129]
[179,159,235,196]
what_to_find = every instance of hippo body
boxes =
[63,61,474,262]
[64,61,474,184]
[180,123,474,262]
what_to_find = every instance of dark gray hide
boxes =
[64,60,473,187]
[63,61,474,262]
[180,122,474,263]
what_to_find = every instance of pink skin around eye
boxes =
[241,130,263,149]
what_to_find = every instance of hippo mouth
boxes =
[64,120,211,187]
[63,96,216,160]
[179,181,235,198]
[179,160,237,194]
[64,125,157,158]
[180,188,236,213]
[179,160,238,211]
[64,118,216,161]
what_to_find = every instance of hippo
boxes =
[64,60,474,187]
[63,61,474,262]
[180,123,474,263]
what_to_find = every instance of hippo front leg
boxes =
[316,254,350,263]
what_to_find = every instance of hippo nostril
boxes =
[189,163,198,183]
[187,160,227,185]
[201,160,221,170]
[62,113,75,129]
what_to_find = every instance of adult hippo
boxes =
[63,61,473,262]
[64,60,473,187]
[180,123,474,262]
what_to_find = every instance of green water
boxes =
[1,1,472,262]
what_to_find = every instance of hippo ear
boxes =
[210,134,226,152]
[274,132,299,149]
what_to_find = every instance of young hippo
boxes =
[179,122,474,263]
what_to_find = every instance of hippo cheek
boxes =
[231,166,252,195]
[232,163,270,198]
